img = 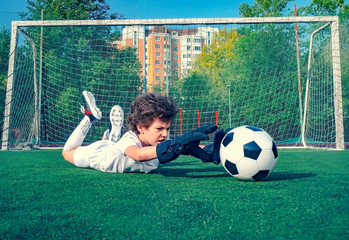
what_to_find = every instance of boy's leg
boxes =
[109,105,124,143]
[62,91,102,163]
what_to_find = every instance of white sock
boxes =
[63,116,92,151]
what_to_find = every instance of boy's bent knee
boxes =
[62,150,75,165]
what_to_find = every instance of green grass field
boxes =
[0,149,348,239]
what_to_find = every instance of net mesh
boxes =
[1,18,343,149]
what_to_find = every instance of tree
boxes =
[239,0,294,17]
[14,0,142,143]
[298,0,349,15]
[227,1,301,136]
[20,0,124,21]
[194,28,239,89]
[173,0,305,134]
[237,0,349,142]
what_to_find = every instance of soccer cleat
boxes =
[109,105,124,143]
[81,91,102,123]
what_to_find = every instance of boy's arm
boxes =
[124,124,219,163]
[124,134,210,163]
[124,145,157,162]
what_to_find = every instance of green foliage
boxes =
[12,0,141,142]
[195,29,239,88]
[174,71,215,129]
[231,25,301,138]
[20,0,123,21]
[0,27,10,74]
[51,87,80,141]
[308,0,349,15]
[35,32,142,142]
[294,1,349,142]
[174,18,301,137]
[299,0,349,141]
[239,0,294,17]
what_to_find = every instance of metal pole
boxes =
[227,85,231,128]
[302,22,331,148]
[142,26,147,93]
[165,25,169,96]
[294,4,304,147]
[36,9,44,146]
[1,22,19,150]
[330,17,344,150]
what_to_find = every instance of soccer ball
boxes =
[219,125,278,181]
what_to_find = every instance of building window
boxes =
[156,76,161,81]
[155,36,160,41]
[194,46,201,51]
[187,46,190,50]
[156,52,161,57]
[194,38,201,43]
[155,44,160,49]
[173,47,178,52]
[173,39,178,44]
[134,31,137,46]
[173,54,178,59]
[187,38,191,43]
[155,60,161,65]
[155,68,161,73]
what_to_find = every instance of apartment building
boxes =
[114,25,218,91]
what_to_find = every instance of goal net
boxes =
[1,17,344,150]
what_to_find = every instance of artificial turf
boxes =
[0,149,348,239]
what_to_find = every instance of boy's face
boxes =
[137,117,171,146]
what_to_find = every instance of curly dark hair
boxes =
[127,93,178,134]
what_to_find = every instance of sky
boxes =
[0,0,312,28]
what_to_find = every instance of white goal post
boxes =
[1,16,344,150]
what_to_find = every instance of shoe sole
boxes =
[82,91,102,120]
[109,105,124,142]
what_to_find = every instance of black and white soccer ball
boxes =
[219,125,278,181]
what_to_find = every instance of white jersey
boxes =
[74,131,159,173]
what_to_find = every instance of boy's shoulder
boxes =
[119,131,140,143]
[114,130,141,152]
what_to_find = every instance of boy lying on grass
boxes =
[62,91,224,173]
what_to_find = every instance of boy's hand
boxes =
[192,124,218,135]
[203,127,233,165]
[181,124,218,161]
[156,124,217,164]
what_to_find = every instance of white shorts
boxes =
[73,132,159,173]
[74,140,109,168]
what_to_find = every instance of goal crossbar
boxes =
[9,16,339,28]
